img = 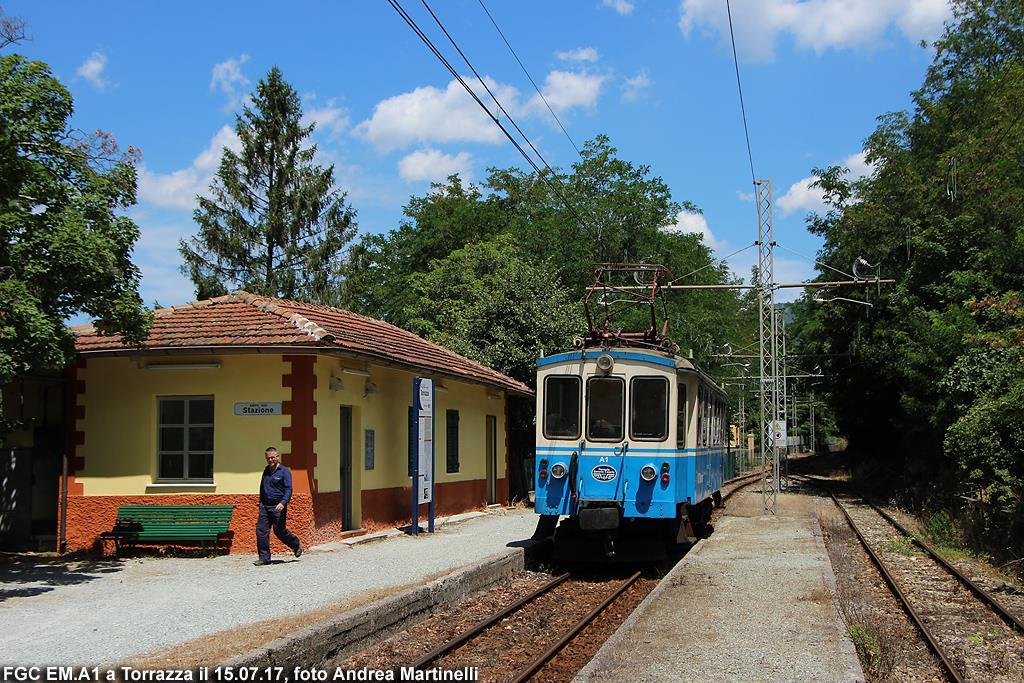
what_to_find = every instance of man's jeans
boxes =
[256,503,301,561]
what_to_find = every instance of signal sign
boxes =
[771,420,787,446]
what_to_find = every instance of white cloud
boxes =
[602,0,635,16]
[398,149,473,184]
[556,47,599,63]
[663,210,727,250]
[76,52,109,90]
[302,99,350,141]
[737,190,756,202]
[138,125,241,210]
[778,151,874,216]
[528,70,605,114]
[679,0,951,60]
[621,70,651,102]
[210,54,251,112]
[354,79,512,151]
[357,71,603,151]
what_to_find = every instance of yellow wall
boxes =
[77,355,288,495]
[78,353,507,507]
[313,358,506,498]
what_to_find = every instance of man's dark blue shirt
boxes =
[260,464,293,506]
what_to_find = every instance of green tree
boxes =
[342,135,751,369]
[404,233,581,386]
[789,0,1024,553]
[0,54,151,429]
[180,67,356,302]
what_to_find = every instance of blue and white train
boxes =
[534,346,727,561]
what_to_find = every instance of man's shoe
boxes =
[294,546,303,558]
[253,560,271,566]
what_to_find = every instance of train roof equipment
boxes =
[580,263,679,354]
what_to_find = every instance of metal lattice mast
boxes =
[756,179,780,513]
[780,315,788,485]
[810,390,816,454]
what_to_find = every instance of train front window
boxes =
[543,376,581,439]
[631,377,668,441]
[587,377,625,441]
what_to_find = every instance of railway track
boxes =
[410,570,642,682]
[796,475,1024,682]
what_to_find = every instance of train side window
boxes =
[587,376,625,441]
[697,385,705,448]
[543,376,581,439]
[630,376,668,441]
[676,384,687,447]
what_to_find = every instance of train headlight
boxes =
[596,354,615,374]
[640,464,657,482]
[550,463,567,479]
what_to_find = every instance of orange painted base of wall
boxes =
[361,478,507,530]
[63,479,505,554]
[64,494,319,555]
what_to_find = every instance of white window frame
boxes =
[156,396,215,483]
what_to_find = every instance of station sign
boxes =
[234,402,282,416]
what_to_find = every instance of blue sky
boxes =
[10,0,950,309]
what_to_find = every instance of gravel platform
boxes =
[0,508,537,667]
[576,489,864,682]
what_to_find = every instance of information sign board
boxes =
[771,420,788,447]
[416,378,433,504]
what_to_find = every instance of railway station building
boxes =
[60,290,531,554]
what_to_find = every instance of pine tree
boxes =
[179,67,356,302]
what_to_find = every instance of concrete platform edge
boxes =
[573,537,712,682]
[809,505,865,680]
[217,546,525,671]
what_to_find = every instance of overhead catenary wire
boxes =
[386,0,594,238]
[419,0,564,182]
[669,241,757,284]
[773,242,859,281]
[475,0,583,159]
[726,0,756,185]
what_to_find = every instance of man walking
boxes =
[255,446,303,566]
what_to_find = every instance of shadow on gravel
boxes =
[0,553,126,601]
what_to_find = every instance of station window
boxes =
[543,376,581,439]
[157,396,214,481]
[630,377,668,441]
[676,384,688,448]
[446,409,460,474]
[587,376,625,441]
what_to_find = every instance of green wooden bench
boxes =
[101,505,235,553]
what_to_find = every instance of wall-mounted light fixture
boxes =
[343,367,371,377]
[329,375,344,392]
[146,363,221,370]
[363,381,379,397]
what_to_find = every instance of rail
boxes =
[511,571,641,682]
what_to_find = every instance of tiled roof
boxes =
[72,291,532,396]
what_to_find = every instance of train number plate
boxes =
[591,465,617,481]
